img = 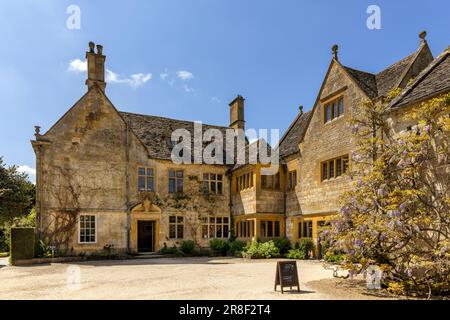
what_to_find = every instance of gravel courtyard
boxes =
[0,257,395,300]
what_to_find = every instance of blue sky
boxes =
[0,0,449,182]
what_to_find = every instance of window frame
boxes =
[168,215,184,239]
[203,173,223,195]
[169,169,184,193]
[201,216,229,239]
[261,173,280,191]
[323,95,344,123]
[236,171,253,192]
[78,214,97,244]
[288,170,297,191]
[320,155,349,181]
[138,166,155,192]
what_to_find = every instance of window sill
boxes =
[321,175,347,183]
[324,114,344,125]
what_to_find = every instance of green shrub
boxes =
[0,252,8,258]
[180,240,195,254]
[295,238,314,259]
[324,251,345,263]
[158,244,178,255]
[243,240,280,259]
[37,240,53,258]
[9,227,35,264]
[273,238,291,254]
[210,239,230,255]
[286,249,307,260]
[229,240,246,254]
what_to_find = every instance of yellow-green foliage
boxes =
[323,93,450,296]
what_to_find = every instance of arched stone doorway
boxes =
[130,198,162,253]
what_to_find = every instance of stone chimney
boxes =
[229,95,245,130]
[85,41,106,92]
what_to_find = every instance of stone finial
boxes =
[332,44,339,60]
[299,105,303,115]
[419,30,427,43]
[96,44,103,55]
[34,125,41,136]
[89,41,95,53]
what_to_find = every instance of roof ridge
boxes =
[119,110,230,129]
[389,46,450,109]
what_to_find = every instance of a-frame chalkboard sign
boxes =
[274,261,300,293]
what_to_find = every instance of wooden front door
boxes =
[137,221,155,252]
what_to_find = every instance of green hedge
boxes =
[10,227,35,265]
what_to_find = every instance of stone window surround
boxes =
[138,166,155,192]
[236,170,254,192]
[201,216,230,239]
[287,170,297,191]
[168,169,184,193]
[78,213,97,244]
[321,87,347,125]
[320,155,349,182]
[168,215,184,239]
[203,173,224,195]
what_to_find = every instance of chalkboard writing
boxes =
[274,261,300,293]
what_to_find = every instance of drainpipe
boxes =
[125,120,131,254]
[227,169,234,240]
[282,163,287,238]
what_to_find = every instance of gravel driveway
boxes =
[0,257,395,300]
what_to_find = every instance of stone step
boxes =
[132,253,167,259]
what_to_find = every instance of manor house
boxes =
[32,33,450,255]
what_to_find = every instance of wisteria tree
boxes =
[323,92,450,296]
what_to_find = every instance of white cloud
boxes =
[17,165,36,176]
[68,59,87,73]
[211,97,220,103]
[160,72,169,80]
[176,70,194,80]
[183,84,194,93]
[105,69,152,88]
[68,59,151,88]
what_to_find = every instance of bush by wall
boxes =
[210,239,230,256]
[10,227,35,265]
[273,238,292,254]
[243,240,280,259]
[180,240,195,254]
[229,240,246,255]
[295,238,314,259]
[286,249,307,260]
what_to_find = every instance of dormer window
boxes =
[324,96,344,123]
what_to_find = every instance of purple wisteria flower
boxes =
[399,203,406,211]
[377,188,388,197]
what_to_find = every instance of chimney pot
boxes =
[229,95,245,131]
[96,44,103,55]
[89,41,95,53]
[299,105,303,115]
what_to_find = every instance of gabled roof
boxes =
[389,46,450,109]
[120,111,231,161]
[343,66,378,99]
[278,111,312,158]
[375,51,417,97]
[339,42,432,100]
